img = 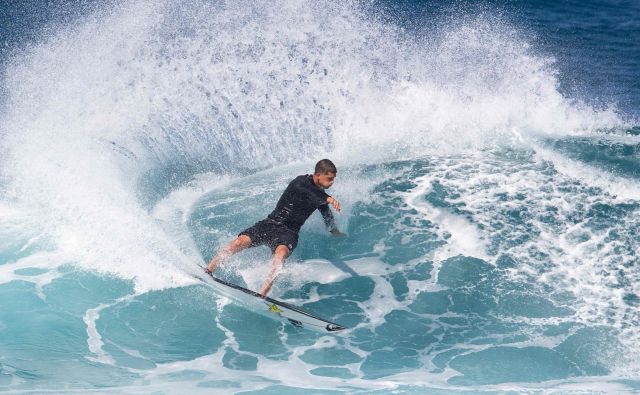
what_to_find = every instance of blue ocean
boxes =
[1,0,639,393]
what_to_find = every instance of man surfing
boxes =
[205,159,344,296]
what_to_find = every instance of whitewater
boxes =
[1,0,639,393]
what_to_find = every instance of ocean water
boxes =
[1,0,639,393]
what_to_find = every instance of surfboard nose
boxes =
[326,323,347,332]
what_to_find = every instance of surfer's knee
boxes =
[274,245,290,260]
[232,235,252,250]
[221,236,250,257]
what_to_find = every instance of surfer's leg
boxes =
[258,245,290,297]
[206,235,252,273]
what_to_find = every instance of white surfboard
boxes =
[197,269,347,333]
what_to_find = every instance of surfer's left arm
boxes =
[319,200,346,237]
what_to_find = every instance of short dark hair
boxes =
[315,159,337,175]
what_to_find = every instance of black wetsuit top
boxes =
[266,174,336,233]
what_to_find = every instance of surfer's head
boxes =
[313,159,337,189]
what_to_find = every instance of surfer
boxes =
[205,159,345,296]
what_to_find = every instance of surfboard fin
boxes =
[288,318,303,327]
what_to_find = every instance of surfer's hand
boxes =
[327,196,341,212]
[330,229,346,237]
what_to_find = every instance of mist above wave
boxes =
[0,0,626,291]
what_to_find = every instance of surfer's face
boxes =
[315,172,336,189]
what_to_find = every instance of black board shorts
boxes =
[239,219,299,253]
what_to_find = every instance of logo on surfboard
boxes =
[268,304,284,314]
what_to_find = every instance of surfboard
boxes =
[197,269,347,333]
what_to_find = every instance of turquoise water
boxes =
[1,0,639,393]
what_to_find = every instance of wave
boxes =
[0,0,629,292]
